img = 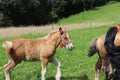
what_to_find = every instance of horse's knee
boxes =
[4,60,15,72]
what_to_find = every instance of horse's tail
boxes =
[88,38,98,57]
[2,41,13,55]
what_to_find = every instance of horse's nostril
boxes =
[71,47,73,50]
[71,46,74,49]
[68,46,73,51]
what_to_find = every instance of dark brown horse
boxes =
[88,35,113,80]
[3,27,73,80]
[89,24,120,80]
[105,24,120,80]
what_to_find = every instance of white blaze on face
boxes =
[65,34,73,51]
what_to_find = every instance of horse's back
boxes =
[12,38,28,49]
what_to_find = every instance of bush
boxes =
[0,0,50,26]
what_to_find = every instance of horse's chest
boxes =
[40,47,56,58]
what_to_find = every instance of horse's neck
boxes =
[47,32,60,48]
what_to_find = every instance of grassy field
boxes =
[0,25,113,80]
[0,1,119,80]
[57,1,120,25]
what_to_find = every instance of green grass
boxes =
[57,2,120,25]
[0,25,113,80]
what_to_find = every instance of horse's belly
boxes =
[25,53,40,61]
[25,56,39,61]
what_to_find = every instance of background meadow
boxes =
[0,25,113,80]
[57,2,120,25]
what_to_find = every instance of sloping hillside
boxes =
[57,2,120,25]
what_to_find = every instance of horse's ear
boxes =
[59,27,63,35]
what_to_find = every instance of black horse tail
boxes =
[88,38,98,57]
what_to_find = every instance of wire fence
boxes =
[0,21,117,38]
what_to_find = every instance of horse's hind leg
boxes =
[95,58,102,80]
[4,59,15,80]
[49,58,61,80]
[105,63,113,80]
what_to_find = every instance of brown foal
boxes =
[3,27,73,80]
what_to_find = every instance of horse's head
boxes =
[59,27,73,51]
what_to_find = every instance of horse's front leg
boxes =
[49,58,61,80]
[41,58,48,80]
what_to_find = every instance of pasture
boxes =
[0,25,113,80]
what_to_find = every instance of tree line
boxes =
[0,0,119,26]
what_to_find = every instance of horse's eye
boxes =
[64,37,68,40]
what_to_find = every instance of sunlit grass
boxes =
[57,2,120,25]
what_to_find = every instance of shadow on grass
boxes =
[46,74,89,80]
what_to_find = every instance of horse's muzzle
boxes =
[66,43,73,51]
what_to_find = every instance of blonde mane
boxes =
[40,30,59,39]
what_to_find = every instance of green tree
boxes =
[0,0,50,26]
[0,0,116,26]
